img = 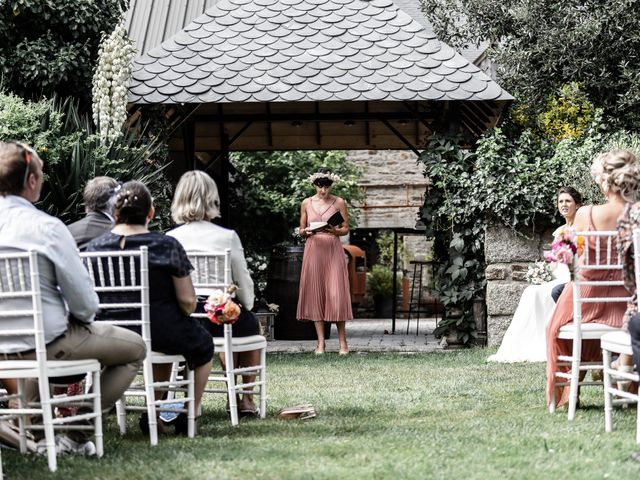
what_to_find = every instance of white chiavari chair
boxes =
[549,231,630,420]
[184,250,267,426]
[601,228,640,442]
[80,247,195,445]
[0,250,103,472]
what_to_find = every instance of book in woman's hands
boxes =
[307,210,344,232]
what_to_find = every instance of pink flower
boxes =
[555,244,574,265]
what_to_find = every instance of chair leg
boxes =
[92,370,104,458]
[16,379,27,453]
[603,349,614,433]
[259,347,267,419]
[38,382,57,472]
[142,359,158,447]
[636,385,640,444]
[549,375,556,413]
[227,370,239,427]
[187,368,195,438]
[567,357,581,421]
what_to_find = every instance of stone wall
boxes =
[346,149,434,317]
[484,225,554,347]
[347,150,427,229]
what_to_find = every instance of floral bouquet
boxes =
[543,226,585,266]
[204,286,241,325]
[525,261,554,285]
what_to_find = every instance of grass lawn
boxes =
[3,349,640,479]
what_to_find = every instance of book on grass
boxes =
[307,210,344,232]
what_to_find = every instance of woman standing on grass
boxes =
[296,168,353,355]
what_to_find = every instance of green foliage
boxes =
[421,0,640,129]
[0,92,173,228]
[419,136,486,344]
[229,150,363,253]
[367,264,399,300]
[0,0,127,105]
[537,83,598,141]
[376,231,409,269]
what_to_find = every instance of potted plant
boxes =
[368,264,400,317]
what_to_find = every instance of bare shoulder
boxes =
[334,196,346,207]
[573,205,591,230]
[301,197,311,207]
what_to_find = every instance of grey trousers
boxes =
[17,321,146,410]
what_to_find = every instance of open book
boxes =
[307,210,344,232]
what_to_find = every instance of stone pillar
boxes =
[484,226,554,347]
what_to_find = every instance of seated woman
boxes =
[87,181,214,432]
[546,150,640,408]
[488,186,581,363]
[616,200,640,379]
[167,171,261,416]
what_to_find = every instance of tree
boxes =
[421,0,640,130]
[0,0,127,106]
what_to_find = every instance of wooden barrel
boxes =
[266,245,330,340]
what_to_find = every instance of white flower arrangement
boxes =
[92,15,136,144]
[246,253,269,293]
[525,261,554,285]
[307,171,342,184]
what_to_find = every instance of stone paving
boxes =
[267,318,442,353]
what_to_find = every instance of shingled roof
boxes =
[128,0,511,105]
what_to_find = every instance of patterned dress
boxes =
[296,197,353,322]
[616,201,640,329]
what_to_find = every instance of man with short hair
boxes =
[0,141,146,455]
[68,176,118,250]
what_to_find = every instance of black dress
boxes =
[87,232,213,369]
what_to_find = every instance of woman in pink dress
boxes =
[296,168,353,355]
[546,149,640,408]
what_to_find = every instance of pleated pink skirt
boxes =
[296,233,353,322]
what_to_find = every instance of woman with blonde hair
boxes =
[167,170,260,416]
[546,149,640,408]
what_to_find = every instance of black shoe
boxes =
[139,413,150,435]
[174,412,189,435]
[139,412,166,435]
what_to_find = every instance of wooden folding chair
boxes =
[81,247,195,445]
[0,250,103,472]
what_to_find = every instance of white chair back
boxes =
[185,249,267,425]
[553,230,632,420]
[0,250,103,472]
[80,247,195,444]
[81,247,151,352]
[188,250,232,295]
[0,250,45,365]
[571,231,630,335]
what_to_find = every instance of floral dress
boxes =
[616,201,640,329]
